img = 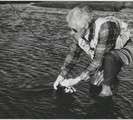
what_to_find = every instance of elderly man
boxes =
[53,4,133,97]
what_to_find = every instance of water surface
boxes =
[0,4,133,119]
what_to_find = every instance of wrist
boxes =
[58,75,64,82]
[79,72,90,81]
[76,76,82,82]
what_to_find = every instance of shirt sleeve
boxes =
[79,22,120,80]
[60,40,83,78]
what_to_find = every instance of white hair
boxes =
[66,5,93,28]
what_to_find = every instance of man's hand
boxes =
[53,75,64,90]
[60,77,81,87]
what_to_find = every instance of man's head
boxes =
[66,4,93,35]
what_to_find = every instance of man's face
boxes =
[69,21,87,39]
[69,22,81,36]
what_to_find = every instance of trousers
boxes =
[102,47,133,86]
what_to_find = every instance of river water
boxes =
[0,3,133,119]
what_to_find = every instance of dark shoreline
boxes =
[31,1,126,11]
[1,1,133,11]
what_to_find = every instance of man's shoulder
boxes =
[94,16,121,30]
[95,16,119,24]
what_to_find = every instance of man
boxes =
[53,4,133,97]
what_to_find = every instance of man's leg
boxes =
[99,49,133,97]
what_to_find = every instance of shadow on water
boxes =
[0,78,129,119]
[53,84,122,119]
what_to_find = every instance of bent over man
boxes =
[53,4,133,97]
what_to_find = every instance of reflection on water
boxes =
[0,3,133,119]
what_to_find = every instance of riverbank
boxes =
[1,1,133,11]
[30,1,133,11]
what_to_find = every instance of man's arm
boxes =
[60,39,83,78]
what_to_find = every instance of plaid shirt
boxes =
[60,20,120,80]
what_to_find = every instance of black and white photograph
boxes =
[0,0,133,119]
